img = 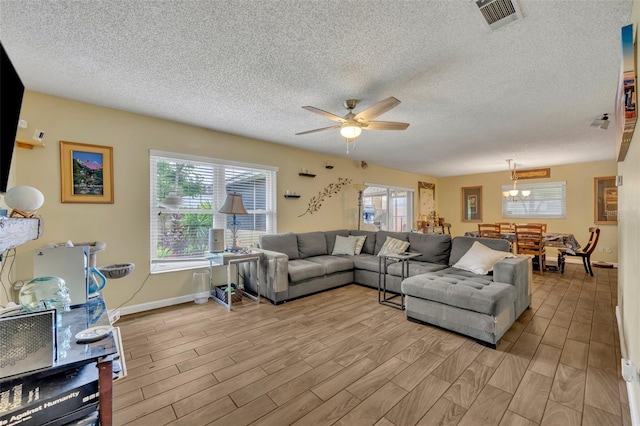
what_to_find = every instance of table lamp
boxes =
[218,193,248,252]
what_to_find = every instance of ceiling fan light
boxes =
[340,124,362,139]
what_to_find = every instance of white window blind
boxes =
[150,150,277,272]
[362,184,414,231]
[502,181,566,219]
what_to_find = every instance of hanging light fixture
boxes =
[503,159,531,201]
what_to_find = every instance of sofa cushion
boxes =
[408,233,451,264]
[260,233,299,260]
[332,235,358,255]
[297,231,328,258]
[387,261,449,277]
[452,241,516,275]
[353,235,367,255]
[351,253,382,273]
[288,259,326,283]
[349,230,377,254]
[377,236,410,257]
[325,229,349,254]
[375,231,409,255]
[449,236,511,266]
[306,255,354,275]
[401,271,516,316]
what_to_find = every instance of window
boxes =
[362,184,413,231]
[150,150,277,272]
[502,181,566,219]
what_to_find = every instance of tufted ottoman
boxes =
[401,269,518,348]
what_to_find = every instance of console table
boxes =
[205,252,263,310]
[0,296,122,426]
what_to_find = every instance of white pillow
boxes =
[332,235,358,255]
[452,241,516,275]
[353,235,367,255]
[377,236,410,257]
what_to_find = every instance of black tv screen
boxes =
[0,41,25,194]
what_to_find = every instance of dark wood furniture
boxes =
[557,227,600,276]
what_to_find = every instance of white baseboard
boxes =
[617,306,640,426]
[118,293,197,316]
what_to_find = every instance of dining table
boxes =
[464,231,581,251]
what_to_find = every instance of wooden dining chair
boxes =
[478,223,500,238]
[515,224,546,273]
[495,222,513,233]
[525,223,547,233]
[557,227,600,276]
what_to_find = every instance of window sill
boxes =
[151,259,210,274]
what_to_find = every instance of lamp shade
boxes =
[340,124,362,139]
[4,186,44,211]
[219,193,248,215]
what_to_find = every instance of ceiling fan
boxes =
[296,97,409,152]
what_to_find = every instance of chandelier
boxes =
[503,159,531,201]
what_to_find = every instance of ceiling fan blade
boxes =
[354,97,401,122]
[364,121,410,130]
[295,125,341,135]
[302,106,346,123]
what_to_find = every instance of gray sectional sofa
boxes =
[249,229,531,347]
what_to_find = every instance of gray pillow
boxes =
[259,233,299,259]
[408,233,451,264]
[297,231,328,258]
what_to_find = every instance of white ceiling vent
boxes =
[475,0,524,31]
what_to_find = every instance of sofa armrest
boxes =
[251,248,290,298]
[493,255,531,317]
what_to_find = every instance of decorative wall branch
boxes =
[299,177,352,217]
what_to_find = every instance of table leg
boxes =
[98,360,113,426]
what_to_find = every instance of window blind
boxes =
[502,181,566,219]
[150,150,277,270]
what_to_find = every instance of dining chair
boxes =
[525,223,547,233]
[557,226,600,276]
[515,224,546,273]
[478,223,500,238]
[496,222,513,233]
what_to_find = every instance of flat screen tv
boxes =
[0,41,25,194]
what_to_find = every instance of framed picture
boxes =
[462,186,482,222]
[418,182,435,221]
[594,176,617,224]
[60,141,114,203]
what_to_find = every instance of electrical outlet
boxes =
[599,248,604,253]
[605,248,612,253]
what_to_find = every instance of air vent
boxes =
[475,0,523,31]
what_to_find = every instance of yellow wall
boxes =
[6,91,437,308]
[437,161,619,264]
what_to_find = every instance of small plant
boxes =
[299,177,352,217]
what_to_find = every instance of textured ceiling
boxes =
[0,1,633,177]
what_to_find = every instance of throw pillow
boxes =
[332,235,358,255]
[452,241,516,275]
[353,235,367,255]
[377,236,410,257]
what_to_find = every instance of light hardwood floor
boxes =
[113,264,630,426]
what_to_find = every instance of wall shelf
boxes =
[298,172,316,178]
[15,139,46,150]
[0,217,43,253]
[283,194,301,199]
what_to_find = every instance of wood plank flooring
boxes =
[113,264,631,425]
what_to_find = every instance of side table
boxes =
[205,252,263,311]
[378,252,421,310]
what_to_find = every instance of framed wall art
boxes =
[594,176,617,224]
[60,141,114,203]
[462,186,482,222]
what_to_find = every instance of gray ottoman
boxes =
[401,269,517,348]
